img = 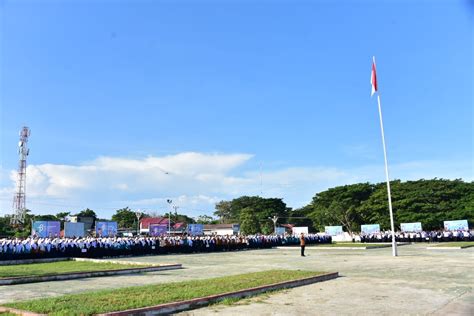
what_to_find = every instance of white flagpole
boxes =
[376,93,398,257]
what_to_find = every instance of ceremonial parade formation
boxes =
[0,2,471,315]
[0,234,332,261]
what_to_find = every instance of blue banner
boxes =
[188,224,204,236]
[32,221,60,238]
[275,227,286,235]
[232,224,240,234]
[400,222,423,232]
[325,226,343,236]
[64,222,85,237]
[95,221,118,237]
[149,224,168,236]
[443,220,469,231]
[361,224,380,234]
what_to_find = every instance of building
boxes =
[203,224,240,236]
[139,217,170,234]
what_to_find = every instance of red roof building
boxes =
[140,217,170,230]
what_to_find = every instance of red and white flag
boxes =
[371,56,378,96]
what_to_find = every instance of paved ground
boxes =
[1,244,472,315]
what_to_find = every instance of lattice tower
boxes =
[11,127,31,225]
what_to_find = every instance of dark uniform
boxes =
[300,233,306,257]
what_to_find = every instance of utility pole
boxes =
[166,199,172,234]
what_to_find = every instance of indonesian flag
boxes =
[371,56,378,96]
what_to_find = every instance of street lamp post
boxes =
[269,215,279,235]
[135,210,142,236]
[166,199,172,235]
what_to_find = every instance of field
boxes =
[0,261,148,278]
[4,270,323,315]
[0,244,472,315]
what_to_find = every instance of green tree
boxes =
[359,179,474,230]
[196,215,218,224]
[215,196,289,234]
[214,201,236,223]
[163,212,195,224]
[306,183,374,235]
[287,206,315,231]
[239,207,260,235]
[35,214,59,221]
[303,179,474,233]
[76,208,97,219]
[12,209,34,238]
[111,207,136,229]
[0,216,14,237]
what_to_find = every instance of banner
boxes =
[400,222,422,232]
[187,224,204,236]
[232,224,240,234]
[275,227,286,235]
[361,224,380,234]
[95,221,118,237]
[32,221,60,238]
[443,220,469,231]
[64,222,85,237]
[149,224,168,236]
[292,227,308,235]
[325,226,343,236]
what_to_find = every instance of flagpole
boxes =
[376,93,398,257]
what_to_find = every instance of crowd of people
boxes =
[358,230,473,243]
[2,229,471,261]
[0,233,332,261]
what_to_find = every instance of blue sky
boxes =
[0,0,472,218]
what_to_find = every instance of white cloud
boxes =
[0,152,471,218]
[0,152,253,217]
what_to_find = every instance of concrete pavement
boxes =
[1,244,472,315]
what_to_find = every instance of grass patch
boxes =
[429,242,474,248]
[5,270,323,315]
[218,297,242,305]
[0,312,18,316]
[0,261,148,278]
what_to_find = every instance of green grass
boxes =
[5,270,323,316]
[0,261,148,278]
[218,297,242,305]
[428,241,474,248]
[0,312,18,316]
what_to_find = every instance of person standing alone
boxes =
[300,232,306,257]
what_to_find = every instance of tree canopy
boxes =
[305,179,473,232]
[214,196,289,234]
[75,208,97,219]
[214,179,473,234]
[195,215,218,224]
[111,207,136,229]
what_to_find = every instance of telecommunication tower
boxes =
[11,127,31,225]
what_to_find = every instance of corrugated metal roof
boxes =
[140,217,170,229]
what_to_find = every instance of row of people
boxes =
[358,230,473,243]
[0,234,332,261]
